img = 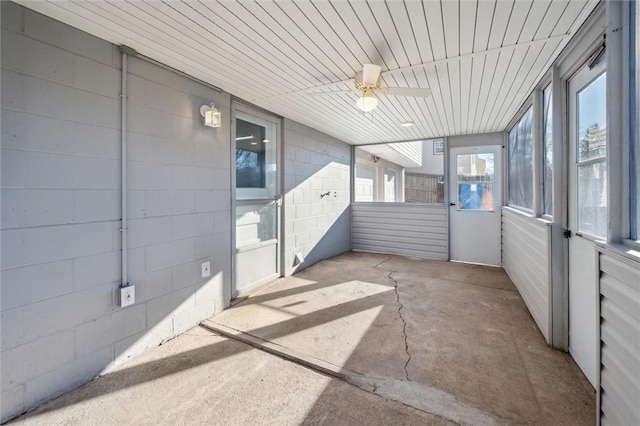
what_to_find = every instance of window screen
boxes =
[508,107,534,210]
[543,86,553,216]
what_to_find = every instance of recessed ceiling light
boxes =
[250,141,258,145]
[401,121,414,127]
[262,138,269,143]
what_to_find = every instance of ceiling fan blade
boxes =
[362,64,382,86]
[379,87,432,97]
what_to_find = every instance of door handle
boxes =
[563,229,571,238]
[449,202,456,207]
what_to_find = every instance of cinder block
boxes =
[22,76,119,129]
[173,213,214,240]
[1,70,25,111]
[195,145,230,169]
[25,151,75,189]
[74,251,121,290]
[173,258,206,290]
[195,272,224,304]
[1,307,24,351]
[214,210,230,234]
[194,234,216,258]
[74,303,146,357]
[295,231,311,247]
[127,247,146,277]
[145,190,174,217]
[2,331,74,391]
[169,238,197,265]
[0,384,25,424]
[23,222,114,264]
[127,216,173,249]
[172,303,215,335]
[211,169,230,190]
[195,190,229,213]
[1,260,74,310]
[127,190,147,219]
[144,80,174,113]
[173,165,215,190]
[1,1,21,32]
[295,204,310,220]
[2,189,74,228]
[131,267,173,303]
[144,135,194,166]
[74,189,119,222]
[72,157,120,189]
[170,191,197,215]
[146,286,196,326]
[73,55,120,98]
[145,241,174,272]
[128,161,173,190]
[1,229,24,268]
[127,103,172,138]
[24,345,112,411]
[22,283,113,341]
[1,149,27,188]
[2,30,74,85]
[23,8,114,66]
[113,318,172,366]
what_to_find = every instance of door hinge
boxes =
[563,229,572,238]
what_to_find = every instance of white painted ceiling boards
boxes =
[17,0,599,145]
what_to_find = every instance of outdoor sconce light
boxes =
[200,103,221,128]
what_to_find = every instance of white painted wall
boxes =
[282,119,351,276]
[1,3,231,421]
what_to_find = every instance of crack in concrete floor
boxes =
[388,271,412,382]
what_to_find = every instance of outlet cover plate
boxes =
[201,261,211,278]
[120,285,135,307]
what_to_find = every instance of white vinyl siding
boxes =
[352,204,447,260]
[501,208,551,342]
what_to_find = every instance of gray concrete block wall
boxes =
[1,3,231,421]
[282,120,351,276]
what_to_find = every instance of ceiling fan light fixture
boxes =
[356,92,378,112]
[401,121,415,127]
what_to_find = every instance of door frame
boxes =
[230,102,283,299]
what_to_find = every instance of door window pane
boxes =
[456,153,495,211]
[543,86,553,216]
[576,72,607,238]
[577,73,607,162]
[236,114,276,200]
[236,203,276,247]
[508,107,534,210]
[578,161,607,238]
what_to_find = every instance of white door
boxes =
[233,107,280,296]
[449,145,502,265]
[567,61,606,387]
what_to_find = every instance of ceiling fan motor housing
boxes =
[355,70,381,90]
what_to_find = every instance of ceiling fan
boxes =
[313,64,431,112]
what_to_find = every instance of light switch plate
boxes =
[120,285,135,307]
[201,261,211,278]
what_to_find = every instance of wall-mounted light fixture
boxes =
[372,155,380,163]
[200,103,221,128]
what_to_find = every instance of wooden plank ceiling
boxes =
[16,0,599,145]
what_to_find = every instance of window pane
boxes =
[236,116,277,200]
[236,203,276,247]
[578,161,607,238]
[543,86,553,216]
[577,73,607,162]
[508,107,534,210]
[355,163,376,202]
[384,169,397,202]
[456,153,495,211]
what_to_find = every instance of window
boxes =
[235,114,277,200]
[354,139,444,203]
[456,153,496,211]
[542,86,553,216]
[508,107,534,210]
[576,73,607,238]
[632,1,640,241]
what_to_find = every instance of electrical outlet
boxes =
[201,261,211,278]
[120,285,135,307]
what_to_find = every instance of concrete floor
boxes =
[11,252,595,425]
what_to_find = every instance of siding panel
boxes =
[501,208,551,342]
[352,203,447,260]
[598,249,640,426]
